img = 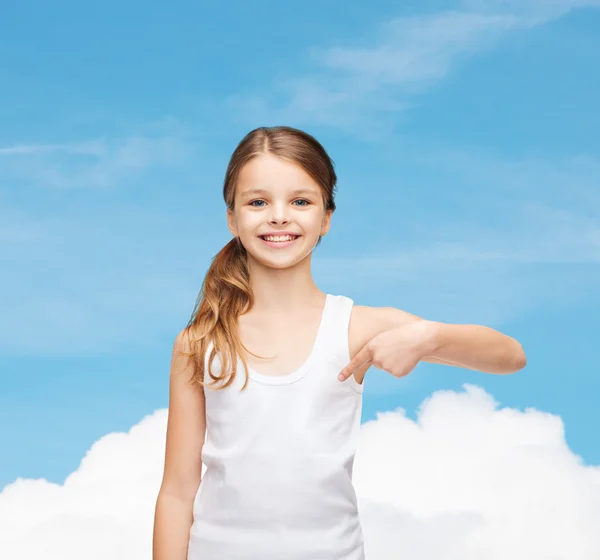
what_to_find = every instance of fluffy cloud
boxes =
[355,384,600,559]
[1,384,598,559]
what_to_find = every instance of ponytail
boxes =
[182,237,264,391]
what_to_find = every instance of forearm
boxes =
[424,322,527,374]
[153,490,195,560]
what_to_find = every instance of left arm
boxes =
[376,307,526,374]
[421,321,526,374]
[348,306,527,377]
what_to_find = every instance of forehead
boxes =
[236,154,321,197]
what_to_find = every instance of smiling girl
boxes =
[152,126,526,560]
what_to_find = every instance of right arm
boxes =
[153,330,206,560]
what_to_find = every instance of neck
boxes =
[246,255,324,313]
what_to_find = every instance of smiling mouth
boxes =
[258,235,301,242]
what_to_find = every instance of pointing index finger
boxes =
[338,344,371,381]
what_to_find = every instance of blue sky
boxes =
[1,1,600,556]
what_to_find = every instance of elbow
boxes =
[508,342,527,373]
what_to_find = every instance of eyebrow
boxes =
[240,187,318,198]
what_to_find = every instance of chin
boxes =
[249,249,314,270]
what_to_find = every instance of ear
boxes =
[320,209,333,237]
[226,208,238,237]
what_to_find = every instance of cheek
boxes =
[302,212,326,231]
[236,210,262,231]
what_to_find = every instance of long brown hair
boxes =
[181,126,338,391]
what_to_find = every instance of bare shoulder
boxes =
[159,329,206,501]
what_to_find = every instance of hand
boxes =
[338,320,436,382]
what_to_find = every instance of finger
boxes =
[338,345,371,381]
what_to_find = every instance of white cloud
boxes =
[1,385,599,559]
[0,117,195,190]
[224,1,600,133]
[0,411,166,559]
[355,384,600,558]
[318,12,517,86]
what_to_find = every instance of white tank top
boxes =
[187,294,366,560]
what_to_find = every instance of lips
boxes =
[258,232,302,239]
[258,234,302,248]
[258,235,301,241]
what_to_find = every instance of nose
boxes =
[268,202,290,225]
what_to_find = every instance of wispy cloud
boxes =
[0,141,106,157]
[0,117,195,189]
[401,149,600,264]
[315,149,600,325]
[224,0,600,133]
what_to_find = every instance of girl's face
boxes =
[227,153,332,270]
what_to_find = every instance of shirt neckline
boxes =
[244,293,331,386]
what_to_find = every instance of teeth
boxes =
[263,235,297,242]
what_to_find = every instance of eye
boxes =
[248,199,310,207]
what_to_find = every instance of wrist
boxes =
[417,320,443,357]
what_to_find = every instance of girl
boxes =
[152,126,526,560]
